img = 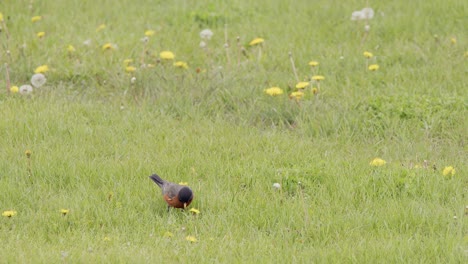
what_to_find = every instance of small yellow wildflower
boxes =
[363,51,373,58]
[289,91,304,100]
[450,37,456,44]
[0,12,3,22]
[102,43,115,51]
[163,231,174,238]
[2,210,17,217]
[103,236,111,241]
[442,166,456,177]
[308,61,319,67]
[311,75,325,81]
[96,24,106,32]
[123,59,133,66]
[36,32,45,38]
[145,30,155,37]
[311,87,319,95]
[295,82,309,89]
[60,209,70,216]
[160,51,175,60]
[67,45,76,53]
[370,158,386,166]
[189,208,200,215]
[125,66,136,73]
[25,150,32,158]
[34,65,49,74]
[186,236,198,242]
[178,182,188,186]
[249,38,264,46]
[10,86,19,93]
[174,61,188,69]
[368,64,379,71]
[264,87,284,96]
[31,16,42,23]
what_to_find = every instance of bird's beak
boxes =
[184,203,187,209]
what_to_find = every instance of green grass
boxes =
[1,0,467,262]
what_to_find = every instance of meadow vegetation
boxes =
[1,0,467,262]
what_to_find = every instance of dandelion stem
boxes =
[5,63,10,93]
[289,52,299,83]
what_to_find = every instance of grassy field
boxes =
[1,0,467,262]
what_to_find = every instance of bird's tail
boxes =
[149,174,165,188]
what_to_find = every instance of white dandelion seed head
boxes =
[31,73,47,88]
[199,29,213,40]
[273,183,281,189]
[361,7,374,20]
[199,41,207,48]
[141,36,149,43]
[364,25,370,32]
[83,39,92,46]
[19,84,33,94]
[130,77,136,84]
[351,11,363,21]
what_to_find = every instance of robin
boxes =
[149,174,194,210]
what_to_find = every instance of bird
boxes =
[149,174,194,210]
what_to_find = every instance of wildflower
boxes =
[60,209,70,216]
[96,24,106,32]
[141,36,149,43]
[83,39,92,46]
[249,38,264,46]
[308,61,319,67]
[174,61,188,69]
[34,65,49,73]
[361,7,374,19]
[272,183,281,189]
[364,25,370,32]
[19,85,33,94]
[450,37,457,44]
[295,82,309,89]
[199,41,207,48]
[442,166,456,177]
[264,87,284,96]
[160,51,175,60]
[36,32,45,38]
[67,45,76,53]
[368,64,379,71]
[370,158,386,166]
[199,29,214,40]
[31,73,46,88]
[31,16,42,22]
[363,51,373,58]
[10,86,19,93]
[123,59,133,66]
[103,237,111,241]
[125,66,136,73]
[0,12,3,22]
[25,150,32,158]
[2,210,17,218]
[186,236,198,242]
[178,182,188,186]
[289,91,304,100]
[163,231,174,238]
[145,30,155,37]
[102,43,115,51]
[311,87,319,95]
[311,75,325,81]
[130,77,137,84]
[351,11,363,21]
[189,208,200,215]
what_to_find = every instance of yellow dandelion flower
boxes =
[125,66,136,73]
[2,210,17,217]
[311,87,319,95]
[186,236,198,242]
[189,208,200,215]
[60,209,70,216]
[178,182,189,186]
[295,82,309,89]
[147,64,155,68]
[31,16,42,23]
[363,51,373,58]
[96,24,106,32]
[145,30,155,37]
[25,150,32,158]
[264,87,284,96]
[10,86,19,93]
[370,158,386,166]
[308,61,319,67]
[450,37,456,44]
[174,61,188,69]
[102,43,115,51]
[123,59,133,66]
[368,64,379,71]
[311,75,325,81]
[442,166,456,177]
[0,12,3,22]
[163,231,174,238]
[34,65,49,74]
[249,38,264,46]
[36,32,45,38]
[67,45,76,53]
[289,91,305,100]
[103,236,111,241]
[160,51,175,60]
